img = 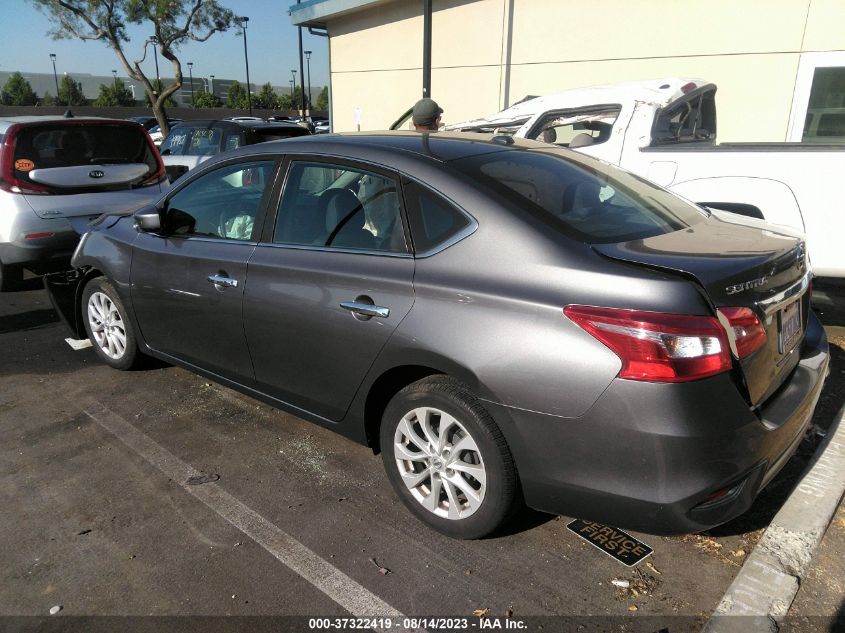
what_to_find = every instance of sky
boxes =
[1,0,329,89]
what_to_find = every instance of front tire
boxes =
[82,278,140,370]
[380,377,519,539]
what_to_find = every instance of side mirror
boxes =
[134,207,162,232]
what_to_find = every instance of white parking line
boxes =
[83,400,405,619]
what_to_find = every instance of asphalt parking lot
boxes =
[1,277,843,632]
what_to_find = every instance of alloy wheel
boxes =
[393,407,487,520]
[87,291,127,360]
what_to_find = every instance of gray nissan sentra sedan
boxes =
[46,132,830,539]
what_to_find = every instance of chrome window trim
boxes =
[411,218,478,258]
[255,241,414,259]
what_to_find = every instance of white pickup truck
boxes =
[449,78,845,278]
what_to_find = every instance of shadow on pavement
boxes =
[493,506,556,538]
[0,308,59,334]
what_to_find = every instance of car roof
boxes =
[216,131,549,164]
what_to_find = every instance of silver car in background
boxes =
[0,116,167,290]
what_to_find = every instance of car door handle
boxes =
[340,301,390,318]
[207,274,239,288]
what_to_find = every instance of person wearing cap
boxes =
[412,98,443,131]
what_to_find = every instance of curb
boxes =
[702,401,845,633]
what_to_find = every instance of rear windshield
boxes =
[451,148,706,244]
[160,127,224,156]
[12,123,156,189]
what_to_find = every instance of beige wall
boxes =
[326,0,845,141]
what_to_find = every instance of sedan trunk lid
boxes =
[593,212,811,407]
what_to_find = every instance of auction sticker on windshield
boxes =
[566,519,653,566]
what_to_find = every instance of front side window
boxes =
[273,161,407,253]
[159,128,188,155]
[163,160,275,240]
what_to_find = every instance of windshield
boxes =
[451,148,707,244]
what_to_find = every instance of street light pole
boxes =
[304,50,312,114]
[237,16,252,115]
[290,69,297,113]
[111,69,117,80]
[210,75,215,97]
[187,62,194,107]
[148,36,161,101]
[49,53,60,105]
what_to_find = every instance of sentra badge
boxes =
[726,276,768,295]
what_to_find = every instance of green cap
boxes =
[412,98,443,125]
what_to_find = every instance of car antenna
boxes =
[63,109,74,118]
[491,134,514,145]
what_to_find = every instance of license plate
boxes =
[779,299,802,353]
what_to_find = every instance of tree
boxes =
[58,74,87,105]
[316,86,328,111]
[226,80,249,109]
[253,83,278,110]
[93,79,134,106]
[191,85,222,108]
[279,86,303,111]
[144,79,176,108]
[1,72,38,106]
[41,92,57,106]
[31,0,235,137]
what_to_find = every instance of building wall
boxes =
[325,0,845,141]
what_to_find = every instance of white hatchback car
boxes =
[0,115,168,290]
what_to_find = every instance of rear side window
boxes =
[402,181,471,253]
[451,149,706,244]
[273,161,407,253]
[12,123,157,188]
[652,89,717,144]
[185,128,223,156]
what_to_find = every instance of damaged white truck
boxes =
[449,78,845,278]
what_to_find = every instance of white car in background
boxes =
[449,78,845,277]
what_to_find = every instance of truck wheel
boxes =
[0,262,23,292]
[380,376,519,539]
[82,278,140,370]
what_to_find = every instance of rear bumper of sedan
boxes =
[487,312,830,535]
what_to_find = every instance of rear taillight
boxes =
[564,305,731,383]
[0,126,50,195]
[138,129,166,186]
[717,307,767,359]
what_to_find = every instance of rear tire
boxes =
[82,277,140,370]
[380,376,519,539]
[0,262,23,292]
